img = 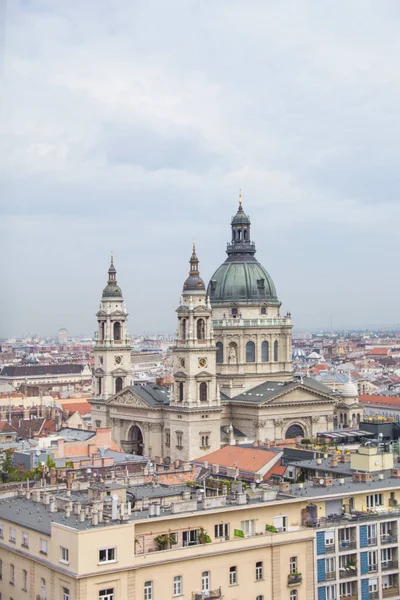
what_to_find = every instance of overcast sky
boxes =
[1,1,400,338]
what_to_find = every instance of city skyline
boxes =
[2,1,400,336]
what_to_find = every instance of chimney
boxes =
[43,492,50,505]
[65,504,71,518]
[79,511,85,522]
[330,457,338,467]
[32,490,41,503]
[111,494,118,520]
[57,438,65,458]
[92,509,99,526]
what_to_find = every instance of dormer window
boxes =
[260,307,267,315]
[231,307,238,318]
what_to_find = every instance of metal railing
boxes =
[303,508,400,528]
[381,534,398,544]
[325,544,336,554]
[339,568,358,579]
[339,541,357,551]
[381,560,398,571]
[326,571,336,580]
[192,588,222,600]
[368,564,378,573]
[367,537,377,546]
[287,574,302,585]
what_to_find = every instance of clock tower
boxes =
[166,244,221,461]
[91,256,131,427]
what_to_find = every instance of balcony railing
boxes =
[339,568,358,579]
[325,543,336,554]
[367,537,377,546]
[369,592,379,600]
[381,534,398,545]
[381,560,398,571]
[303,508,400,528]
[368,564,378,573]
[287,573,302,586]
[192,588,222,600]
[382,588,400,599]
[326,571,336,580]
[339,540,357,551]
[339,595,357,600]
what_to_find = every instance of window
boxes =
[115,377,123,393]
[113,321,121,341]
[199,382,207,402]
[99,589,114,600]
[10,564,14,585]
[216,342,223,363]
[368,550,378,571]
[201,435,209,448]
[173,575,182,596]
[202,571,210,593]
[40,538,47,554]
[339,582,353,597]
[22,531,28,547]
[181,318,187,340]
[214,523,229,539]
[0,523,2,537]
[256,597,264,600]
[290,592,297,600]
[240,519,255,536]
[325,557,335,577]
[326,585,336,600]
[197,318,205,340]
[229,566,237,585]
[60,546,69,563]
[40,578,46,600]
[178,382,184,402]
[273,515,287,532]
[381,547,393,567]
[62,588,70,600]
[99,547,116,563]
[325,530,334,548]
[98,377,102,395]
[256,561,263,580]
[366,493,383,508]
[231,307,238,317]
[274,340,278,361]
[22,569,27,591]
[183,529,198,546]
[367,523,377,544]
[176,433,183,448]
[95,420,101,428]
[144,581,153,600]
[246,341,255,362]
[260,306,267,315]
[290,557,297,574]
[261,340,269,362]
[9,527,16,542]
[166,430,171,446]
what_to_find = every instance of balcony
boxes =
[382,588,400,599]
[368,564,378,573]
[339,540,357,551]
[367,537,377,546]
[381,534,398,545]
[325,543,336,554]
[339,568,358,579]
[369,593,379,600]
[381,560,398,571]
[326,571,336,580]
[304,508,400,528]
[287,573,302,586]
[192,588,222,600]
[339,595,357,600]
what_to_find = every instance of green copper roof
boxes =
[208,258,279,306]
[102,284,122,298]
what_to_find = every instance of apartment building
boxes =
[1,444,400,600]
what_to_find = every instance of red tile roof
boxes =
[359,394,400,408]
[367,348,389,356]
[196,446,279,473]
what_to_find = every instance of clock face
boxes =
[115,356,122,365]
[198,357,207,368]
[180,358,186,368]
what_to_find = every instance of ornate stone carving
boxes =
[111,391,148,408]
[326,415,334,422]
[274,418,284,426]
[253,420,267,428]
[311,416,320,423]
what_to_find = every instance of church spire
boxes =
[227,191,255,257]
[108,253,117,284]
[183,242,205,292]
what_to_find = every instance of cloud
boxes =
[1,0,400,335]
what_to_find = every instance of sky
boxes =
[1,0,400,338]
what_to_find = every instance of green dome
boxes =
[208,258,279,306]
[102,284,122,298]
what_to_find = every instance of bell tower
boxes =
[166,244,221,461]
[92,256,131,415]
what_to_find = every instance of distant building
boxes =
[58,328,68,345]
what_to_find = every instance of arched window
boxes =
[285,424,304,439]
[246,341,255,362]
[290,591,297,600]
[98,377,102,395]
[100,322,105,341]
[202,571,210,593]
[261,341,269,362]
[179,382,184,402]
[113,322,121,341]
[273,340,278,361]
[243,229,247,240]
[181,318,187,340]
[216,342,223,364]
[200,382,207,402]
[197,319,205,340]
[115,377,123,393]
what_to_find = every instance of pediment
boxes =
[96,310,107,317]
[110,310,125,317]
[260,384,335,406]
[94,367,105,375]
[174,371,187,379]
[111,367,129,376]
[195,371,214,379]
[108,389,150,408]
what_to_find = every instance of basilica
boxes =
[89,197,362,461]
